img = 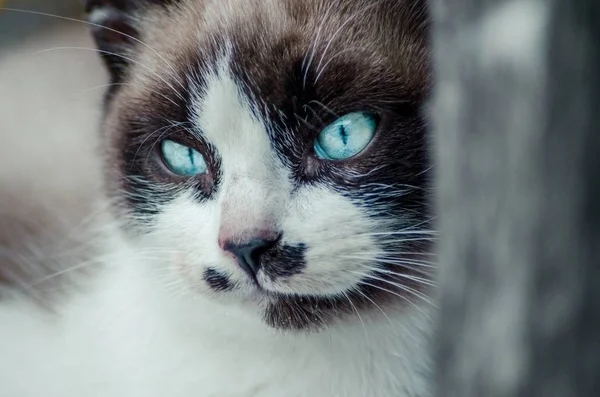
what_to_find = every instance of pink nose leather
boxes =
[218,228,280,251]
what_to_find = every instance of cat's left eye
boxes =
[314,112,377,160]
[160,139,208,177]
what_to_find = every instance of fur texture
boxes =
[0,1,435,396]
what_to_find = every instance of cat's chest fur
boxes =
[0,243,431,397]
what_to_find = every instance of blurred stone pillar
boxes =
[431,0,600,396]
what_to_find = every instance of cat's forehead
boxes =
[131,0,429,97]
[108,0,430,142]
[104,0,430,189]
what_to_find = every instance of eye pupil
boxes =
[314,112,377,160]
[339,125,348,145]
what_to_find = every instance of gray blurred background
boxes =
[0,0,108,284]
[0,0,106,185]
[0,0,83,49]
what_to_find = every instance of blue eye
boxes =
[160,139,208,176]
[314,112,377,160]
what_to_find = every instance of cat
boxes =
[0,0,434,396]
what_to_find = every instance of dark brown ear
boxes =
[83,0,175,83]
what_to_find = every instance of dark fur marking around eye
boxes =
[112,69,224,224]
[227,27,432,241]
[260,243,307,280]
[203,268,234,292]
[95,0,434,331]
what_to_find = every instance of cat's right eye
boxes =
[160,139,208,177]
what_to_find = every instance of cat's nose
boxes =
[221,237,278,280]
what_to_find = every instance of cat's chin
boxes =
[199,280,366,332]
[168,257,399,332]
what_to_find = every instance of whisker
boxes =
[351,270,437,301]
[366,267,438,288]
[73,82,129,96]
[294,113,320,131]
[358,280,433,320]
[1,7,186,92]
[340,290,370,344]
[314,46,363,84]
[377,237,438,243]
[302,0,338,89]
[351,286,401,337]
[302,103,328,125]
[377,250,437,257]
[313,0,384,86]
[343,254,437,266]
[359,230,438,237]
[24,257,103,288]
[74,82,177,106]
[34,46,183,104]
[130,122,182,167]
[307,100,340,118]
[143,122,189,165]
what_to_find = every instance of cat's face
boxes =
[87,0,432,330]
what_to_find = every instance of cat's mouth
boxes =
[201,264,359,331]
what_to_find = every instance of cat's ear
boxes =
[83,0,171,82]
[82,0,140,82]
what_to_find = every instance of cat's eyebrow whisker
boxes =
[74,82,177,106]
[302,0,338,89]
[34,46,184,104]
[313,0,385,86]
[130,122,183,167]
[74,82,129,96]
[314,46,363,85]
[306,100,340,118]
[143,122,192,166]
[294,113,320,131]
[1,7,186,92]
[302,103,327,125]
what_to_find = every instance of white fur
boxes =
[169,57,387,296]
[0,234,432,397]
[0,32,432,397]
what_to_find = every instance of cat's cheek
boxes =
[266,186,381,295]
[135,193,229,291]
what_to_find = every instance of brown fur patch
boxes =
[91,0,433,330]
